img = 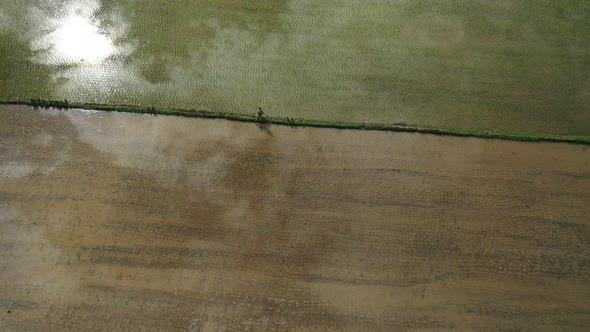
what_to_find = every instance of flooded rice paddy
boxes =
[1,105,589,330]
[1,1,589,135]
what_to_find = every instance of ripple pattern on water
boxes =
[0,0,589,135]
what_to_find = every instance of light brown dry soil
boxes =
[0,105,589,331]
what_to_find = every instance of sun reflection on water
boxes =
[51,14,114,63]
[31,2,116,65]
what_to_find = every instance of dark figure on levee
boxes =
[256,107,273,137]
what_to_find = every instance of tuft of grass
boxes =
[286,117,297,126]
[30,98,69,109]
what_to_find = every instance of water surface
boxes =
[1,105,589,330]
[1,1,589,135]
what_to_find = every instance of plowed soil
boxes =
[1,105,589,331]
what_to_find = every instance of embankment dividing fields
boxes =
[2,100,589,145]
[1,105,589,330]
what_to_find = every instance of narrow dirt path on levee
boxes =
[0,105,589,331]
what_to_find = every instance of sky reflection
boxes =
[51,14,114,63]
[32,1,116,65]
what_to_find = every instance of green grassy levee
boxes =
[1,99,588,145]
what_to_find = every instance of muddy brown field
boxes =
[0,105,589,331]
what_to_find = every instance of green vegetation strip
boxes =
[1,99,589,145]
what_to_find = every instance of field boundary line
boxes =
[1,99,589,145]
